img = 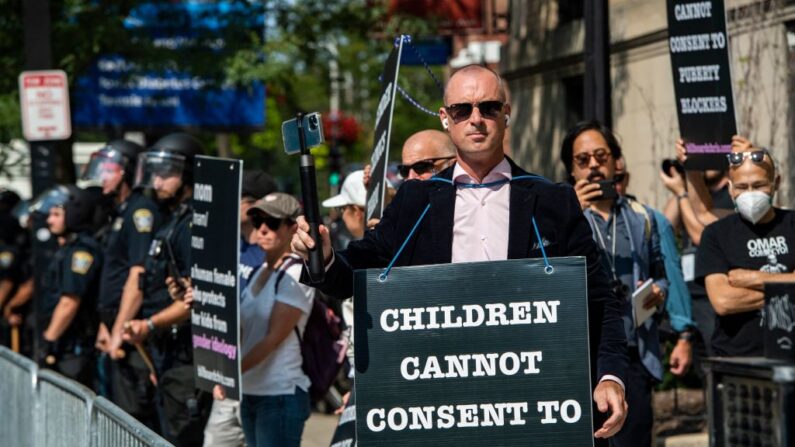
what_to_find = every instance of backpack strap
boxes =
[269,254,305,342]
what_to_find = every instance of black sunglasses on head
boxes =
[444,100,504,123]
[397,156,456,178]
[727,149,770,167]
[251,213,283,231]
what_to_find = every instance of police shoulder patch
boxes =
[0,251,14,269]
[133,209,154,233]
[112,217,124,231]
[71,250,94,275]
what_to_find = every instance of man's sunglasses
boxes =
[573,149,611,168]
[397,156,456,178]
[444,101,504,123]
[251,213,283,231]
[727,149,770,167]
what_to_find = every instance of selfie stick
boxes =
[296,113,325,283]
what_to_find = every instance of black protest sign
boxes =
[763,282,795,362]
[191,156,243,400]
[365,40,403,221]
[667,0,736,170]
[353,257,594,446]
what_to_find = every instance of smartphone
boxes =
[661,159,685,176]
[596,179,618,200]
[282,112,324,154]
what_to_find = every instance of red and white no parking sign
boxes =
[18,70,72,141]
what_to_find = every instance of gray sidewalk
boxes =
[302,411,340,447]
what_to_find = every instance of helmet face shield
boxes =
[81,148,126,192]
[135,151,187,192]
[29,185,70,215]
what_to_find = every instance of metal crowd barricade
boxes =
[0,346,38,447]
[37,369,95,447]
[92,396,172,447]
[0,346,173,446]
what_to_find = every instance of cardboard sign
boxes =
[763,283,795,362]
[365,40,403,222]
[18,70,72,141]
[191,156,243,399]
[353,257,594,446]
[666,0,736,170]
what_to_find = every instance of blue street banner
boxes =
[353,257,594,446]
[72,1,265,129]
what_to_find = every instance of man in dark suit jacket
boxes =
[292,64,629,440]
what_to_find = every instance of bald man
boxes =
[398,130,456,180]
[294,64,629,441]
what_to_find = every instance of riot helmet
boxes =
[135,133,204,203]
[30,185,98,235]
[0,188,21,214]
[81,139,144,194]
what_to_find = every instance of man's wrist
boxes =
[678,331,694,342]
[599,375,625,392]
[146,317,156,334]
[676,191,688,200]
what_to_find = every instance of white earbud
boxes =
[442,118,449,130]
[505,115,510,127]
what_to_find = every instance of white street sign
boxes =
[19,70,72,141]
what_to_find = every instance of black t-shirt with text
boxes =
[695,209,795,356]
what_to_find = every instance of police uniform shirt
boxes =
[97,191,161,315]
[43,233,103,340]
[0,242,22,282]
[140,204,192,319]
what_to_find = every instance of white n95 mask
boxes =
[735,191,772,224]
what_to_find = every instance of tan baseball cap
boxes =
[248,192,302,220]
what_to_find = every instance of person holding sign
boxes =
[292,64,629,440]
[563,121,668,447]
[695,140,795,356]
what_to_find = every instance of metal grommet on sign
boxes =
[544,265,554,275]
[377,272,388,283]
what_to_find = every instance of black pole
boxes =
[296,113,326,283]
[583,0,612,127]
[23,0,58,359]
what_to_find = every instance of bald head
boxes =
[444,65,507,105]
[401,130,457,180]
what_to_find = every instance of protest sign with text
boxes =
[667,0,736,170]
[365,39,403,222]
[353,257,594,446]
[191,156,242,399]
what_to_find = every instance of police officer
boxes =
[0,189,27,350]
[82,139,164,426]
[2,196,34,356]
[31,185,102,387]
[123,133,209,446]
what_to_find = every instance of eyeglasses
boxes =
[444,101,504,123]
[251,214,283,231]
[397,156,456,178]
[727,150,769,167]
[573,149,611,168]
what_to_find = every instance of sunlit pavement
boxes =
[302,411,340,447]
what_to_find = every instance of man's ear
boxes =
[774,174,781,194]
[439,108,449,131]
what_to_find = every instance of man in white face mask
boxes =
[694,138,794,356]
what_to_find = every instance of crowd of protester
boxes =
[0,63,789,446]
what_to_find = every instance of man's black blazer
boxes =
[305,158,628,384]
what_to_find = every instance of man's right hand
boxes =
[573,179,602,210]
[95,322,111,353]
[108,327,125,360]
[291,216,333,265]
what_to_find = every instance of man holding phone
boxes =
[561,121,668,447]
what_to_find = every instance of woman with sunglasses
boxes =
[224,192,315,447]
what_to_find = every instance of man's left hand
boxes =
[642,283,665,310]
[122,320,150,345]
[669,338,693,376]
[593,380,627,438]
